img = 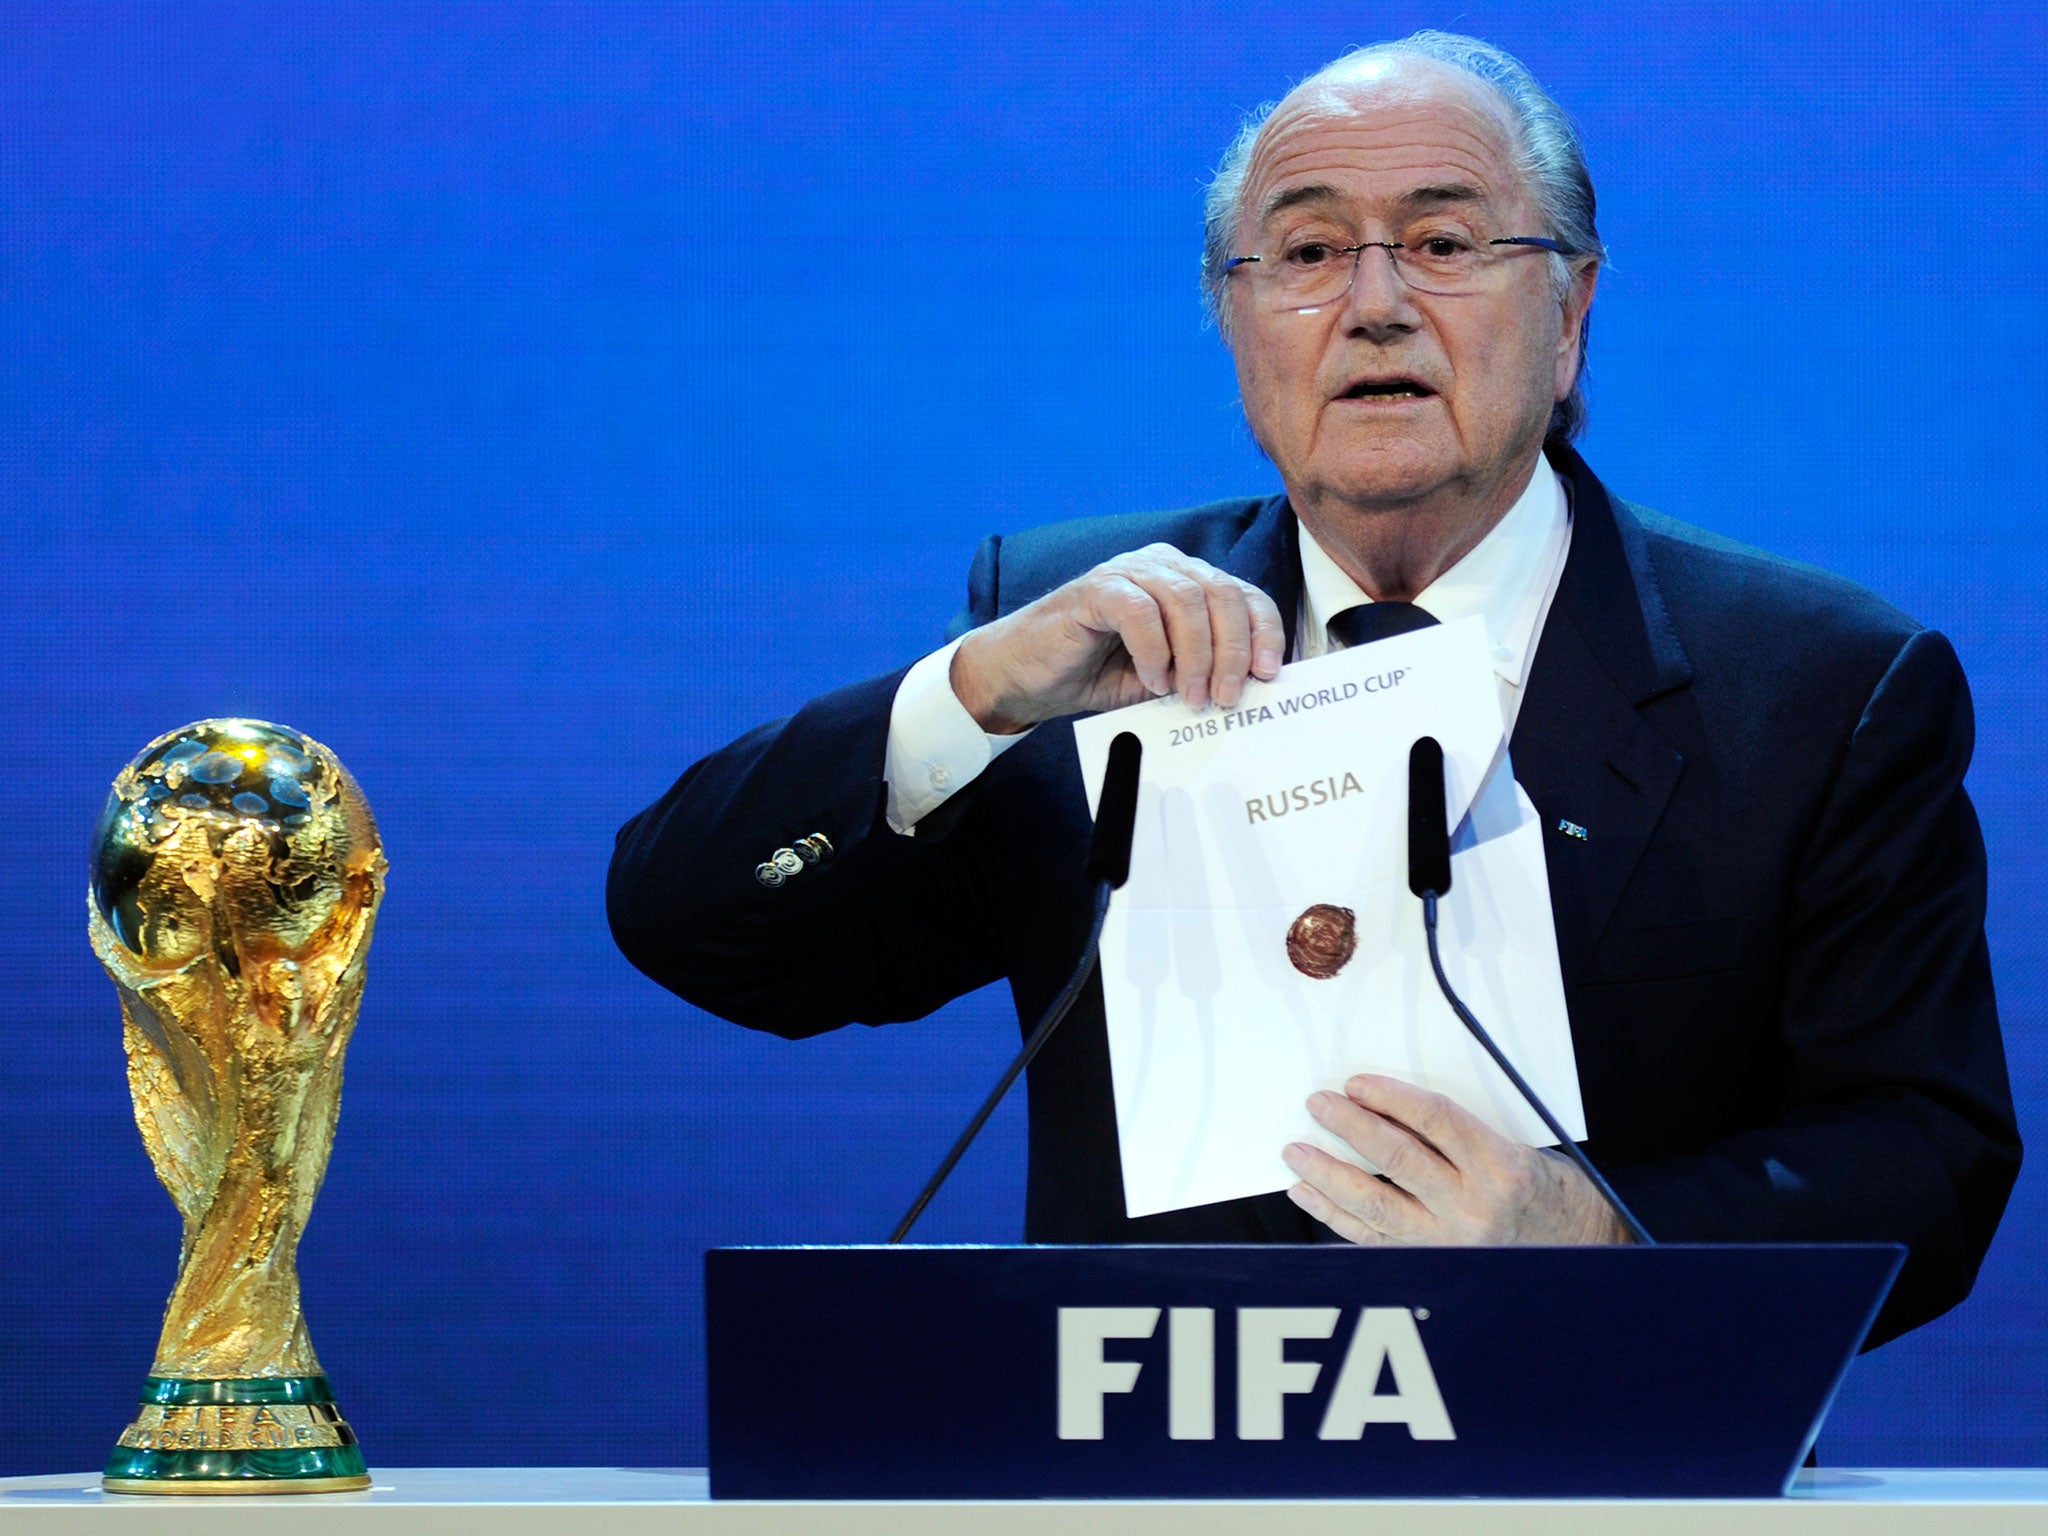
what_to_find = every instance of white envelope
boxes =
[1073,617,1585,1219]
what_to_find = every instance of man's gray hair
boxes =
[1201,31,1605,444]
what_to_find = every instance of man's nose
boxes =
[1339,243,1421,335]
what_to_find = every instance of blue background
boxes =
[3,1,2043,1475]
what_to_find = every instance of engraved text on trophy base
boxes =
[116,1402,353,1452]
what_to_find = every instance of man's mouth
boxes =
[1339,377,1436,401]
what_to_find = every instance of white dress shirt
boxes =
[882,461,1572,834]
[1295,459,1571,734]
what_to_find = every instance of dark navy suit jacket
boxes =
[609,443,2020,1345]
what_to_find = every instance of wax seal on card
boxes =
[1286,904,1357,979]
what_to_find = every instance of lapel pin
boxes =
[1557,818,1589,841]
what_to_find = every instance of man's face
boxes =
[1226,65,1593,523]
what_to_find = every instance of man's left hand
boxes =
[1282,1074,1632,1246]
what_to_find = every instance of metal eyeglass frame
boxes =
[1225,236,1571,306]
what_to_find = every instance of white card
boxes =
[1072,617,1584,1219]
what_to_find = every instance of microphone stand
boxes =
[889,730,1142,1244]
[1408,736,1653,1247]
[888,882,1111,1244]
[1419,891,1653,1245]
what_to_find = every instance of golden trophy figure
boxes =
[89,719,384,1494]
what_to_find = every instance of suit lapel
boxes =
[1514,446,1692,985]
[1222,494,1304,660]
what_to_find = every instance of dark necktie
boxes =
[1325,599,1439,651]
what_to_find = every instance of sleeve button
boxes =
[772,847,806,875]
[755,862,787,888]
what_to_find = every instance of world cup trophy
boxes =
[89,719,384,1494]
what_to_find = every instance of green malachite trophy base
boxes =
[103,1375,370,1495]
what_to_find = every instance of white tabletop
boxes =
[4,1467,2048,1533]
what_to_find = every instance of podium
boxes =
[706,1243,1901,1500]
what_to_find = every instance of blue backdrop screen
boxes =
[3,2,2044,1473]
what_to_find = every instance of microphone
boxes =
[1406,737,1654,1246]
[889,731,1143,1243]
[1407,737,1452,901]
[1085,729,1142,889]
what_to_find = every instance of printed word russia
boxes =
[1246,772,1365,826]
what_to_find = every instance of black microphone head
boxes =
[1407,735,1452,898]
[1085,731,1143,889]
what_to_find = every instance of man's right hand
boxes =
[949,544,1286,734]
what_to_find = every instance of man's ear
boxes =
[1555,262,1599,401]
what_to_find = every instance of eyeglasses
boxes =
[1225,234,1570,311]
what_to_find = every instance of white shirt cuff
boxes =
[884,637,1033,834]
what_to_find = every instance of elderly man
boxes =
[610,33,2018,1344]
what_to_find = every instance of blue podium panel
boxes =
[705,1243,1901,1501]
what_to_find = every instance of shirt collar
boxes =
[1295,460,1571,688]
